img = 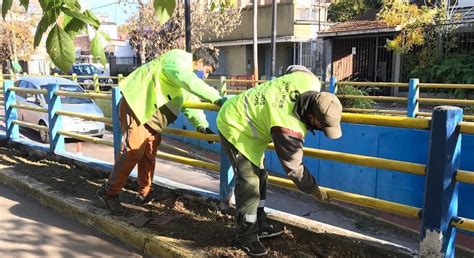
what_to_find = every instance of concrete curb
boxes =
[0,169,206,257]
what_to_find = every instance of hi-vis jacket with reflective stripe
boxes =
[119,49,221,128]
[217,72,321,166]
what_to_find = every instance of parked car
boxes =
[14,77,106,143]
[68,64,114,91]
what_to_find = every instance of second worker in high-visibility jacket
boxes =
[217,65,343,256]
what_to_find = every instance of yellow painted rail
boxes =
[156,151,220,172]
[417,112,474,122]
[419,83,474,89]
[163,128,220,142]
[225,89,245,94]
[344,108,407,115]
[451,217,474,232]
[459,122,474,135]
[337,81,409,88]
[342,113,431,130]
[8,87,47,95]
[55,90,112,100]
[268,143,426,176]
[58,130,114,147]
[337,95,408,103]
[182,102,220,111]
[10,104,48,113]
[267,174,421,218]
[456,170,474,184]
[55,110,112,125]
[12,120,48,131]
[418,98,474,106]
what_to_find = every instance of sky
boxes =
[80,0,138,25]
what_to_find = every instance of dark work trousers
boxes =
[220,133,268,245]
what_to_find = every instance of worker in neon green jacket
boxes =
[97,47,226,213]
[217,65,342,256]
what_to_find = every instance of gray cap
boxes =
[313,92,343,139]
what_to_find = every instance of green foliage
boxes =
[377,0,447,53]
[336,85,375,109]
[91,33,107,65]
[328,0,373,23]
[46,24,75,73]
[154,0,176,25]
[2,0,13,19]
[409,54,474,86]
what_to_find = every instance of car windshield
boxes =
[40,85,92,104]
[73,65,99,75]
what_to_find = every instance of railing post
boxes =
[420,106,463,257]
[93,73,99,92]
[53,72,58,77]
[111,87,122,161]
[118,74,124,84]
[407,78,419,118]
[218,76,226,96]
[72,73,77,83]
[3,80,19,140]
[328,76,337,94]
[220,144,235,203]
[46,83,65,153]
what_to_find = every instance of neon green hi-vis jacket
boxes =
[118,49,221,129]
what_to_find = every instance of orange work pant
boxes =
[105,99,161,196]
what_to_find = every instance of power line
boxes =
[90,1,119,10]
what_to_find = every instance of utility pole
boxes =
[253,0,258,82]
[184,0,191,52]
[270,0,277,77]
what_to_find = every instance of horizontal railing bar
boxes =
[10,104,48,113]
[419,83,474,89]
[459,122,474,135]
[182,102,220,111]
[55,90,112,100]
[163,128,220,142]
[225,89,245,94]
[342,113,431,130]
[55,110,112,125]
[337,95,408,103]
[268,143,426,176]
[451,216,474,232]
[12,120,48,131]
[58,130,114,147]
[343,108,407,115]
[156,151,220,172]
[456,169,474,184]
[418,98,474,106]
[337,82,409,88]
[224,79,266,83]
[417,112,474,122]
[8,87,47,94]
[268,175,420,218]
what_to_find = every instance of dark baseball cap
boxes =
[313,92,343,139]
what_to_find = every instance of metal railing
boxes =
[2,79,474,256]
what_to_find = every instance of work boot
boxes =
[134,191,155,205]
[258,220,285,239]
[237,239,267,256]
[96,186,124,215]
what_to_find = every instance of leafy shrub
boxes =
[336,85,375,109]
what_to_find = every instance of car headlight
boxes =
[84,79,93,84]
[107,79,113,84]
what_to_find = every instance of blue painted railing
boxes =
[2,80,473,257]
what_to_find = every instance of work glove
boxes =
[197,126,216,144]
[313,187,330,202]
[213,96,228,107]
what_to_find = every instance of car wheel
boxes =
[39,121,50,143]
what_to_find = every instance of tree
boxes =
[126,1,242,64]
[1,0,238,73]
[0,2,39,73]
[328,0,382,23]
[377,0,448,54]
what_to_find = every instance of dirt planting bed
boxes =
[0,142,409,257]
